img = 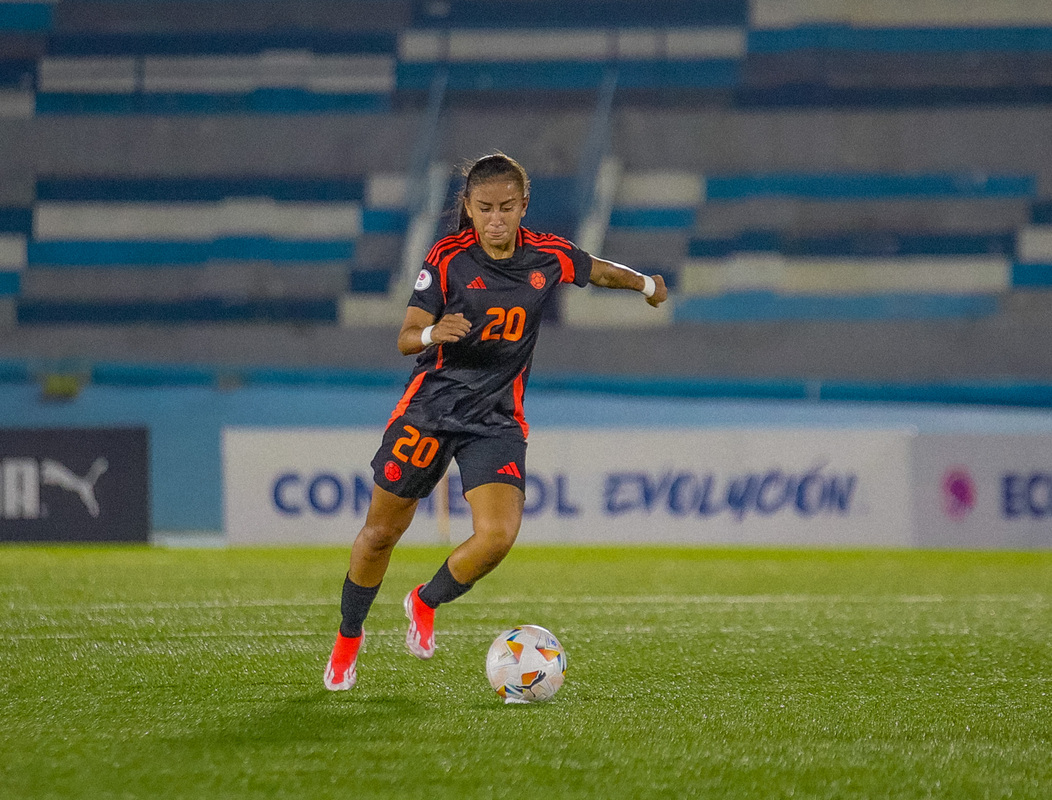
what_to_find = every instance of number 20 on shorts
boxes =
[392,425,440,467]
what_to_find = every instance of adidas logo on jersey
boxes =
[466,277,487,289]
[497,462,522,478]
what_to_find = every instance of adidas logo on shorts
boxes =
[497,462,522,478]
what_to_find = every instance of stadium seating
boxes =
[11,0,1047,110]
[36,32,396,115]
[1013,200,1052,289]
[0,207,28,319]
[4,0,1052,338]
[398,27,744,93]
[16,173,416,323]
[663,170,1028,321]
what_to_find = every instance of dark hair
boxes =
[454,153,531,231]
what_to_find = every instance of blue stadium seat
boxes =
[36,177,366,202]
[348,268,394,294]
[1031,200,1052,225]
[1012,263,1052,288]
[0,271,19,296]
[412,1,748,28]
[522,176,579,240]
[705,173,1034,201]
[17,297,339,325]
[27,240,356,267]
[674,292,999,322]
[689,231,1016,259]
[45,32,397,56]
[0,58,35,88]
[0,2,51,32]
[749,26,1052,55]
[0,207,32,234]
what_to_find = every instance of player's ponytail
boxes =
[454,153,531,232]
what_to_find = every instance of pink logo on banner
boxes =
[942,468,976,520]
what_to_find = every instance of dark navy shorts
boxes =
[371,419,527,499]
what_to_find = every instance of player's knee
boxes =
[475,519,519,561]
[356,519,408,554]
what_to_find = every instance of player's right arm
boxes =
[397,306,472,355]
[588,257,668,308]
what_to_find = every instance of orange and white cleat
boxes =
[324,630,363,691]
[403,584,436,659]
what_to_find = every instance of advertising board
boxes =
[0,428,150,542]
[913,434,1052,549]
[223,427,913,546]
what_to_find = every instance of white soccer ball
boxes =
[485,624,567,704]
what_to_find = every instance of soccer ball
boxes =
[485,625,567,704]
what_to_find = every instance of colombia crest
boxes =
[529,271,546,290]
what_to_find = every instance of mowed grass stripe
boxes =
[5,592,1048,612]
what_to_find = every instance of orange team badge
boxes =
[529,271,546,289]
[384,461,402,481]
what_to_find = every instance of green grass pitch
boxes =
[2,545,1050,799]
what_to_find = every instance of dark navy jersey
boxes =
[388,226,593,439]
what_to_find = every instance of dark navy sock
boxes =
[417,559,474,609]
[339,575,381,638]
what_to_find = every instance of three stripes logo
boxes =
[497,462,522,478]
[466,277,488,289]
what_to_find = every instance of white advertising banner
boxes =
[913,434,1052,549]
[223,427,914,546]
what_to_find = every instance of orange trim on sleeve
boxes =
[436,233,476,301]
[426,228,475,267]
[386,371,427,429]
[522,229,573,250]
[538,247,575,283]
[438,254,457,302]
[512,369,530,440]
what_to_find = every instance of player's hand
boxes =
[432,312,472,343]
[646,274,668,308]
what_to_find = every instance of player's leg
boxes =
[327,421,452,689]
[450,482,525,582]
[405,437,525,659]
[325,486,418,691]
[405,483,524,659]
[345,484,420,628]
[446,434,527,585]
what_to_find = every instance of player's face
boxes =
[464,180,528,257]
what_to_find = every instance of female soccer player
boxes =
[325,153,667,690]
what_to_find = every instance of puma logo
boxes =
[41,457,108,518]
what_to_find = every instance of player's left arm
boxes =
[588,257,668,308]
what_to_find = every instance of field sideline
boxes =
[2,545,1050,799]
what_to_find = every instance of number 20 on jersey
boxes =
[481,306,526,342]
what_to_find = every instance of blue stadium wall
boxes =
[4,379,1052,535]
